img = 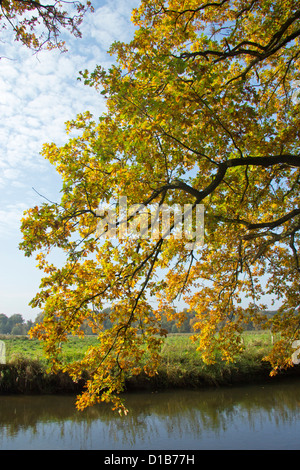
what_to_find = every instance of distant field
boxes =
[1,334,97,364]
[1,330,276,364]
[1,330,296,394]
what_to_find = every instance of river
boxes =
[1,378,300,450]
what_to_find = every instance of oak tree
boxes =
[0,0,93,53]
[20,0,300,413]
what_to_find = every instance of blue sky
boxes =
[0,0,280,322]
[0,0,139,320]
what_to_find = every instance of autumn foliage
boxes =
[20,0,300,413]
[0,0,93,53]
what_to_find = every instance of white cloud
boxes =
[0,0,140,318]
[0,202,27,234]
[0,2,137,188]
[82,0,138,45]
[3,167,21,180]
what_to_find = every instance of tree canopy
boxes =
[0,313,34,335]
[0,0,93,53]
[20,0,300,413]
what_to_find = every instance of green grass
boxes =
[1,330,276,366]
[0,334,97,364]
[0,330,296,394]
[151,331,276,389]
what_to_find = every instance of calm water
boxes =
[1,379,300,450]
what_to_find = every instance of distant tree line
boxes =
[0,314,34,335]
[0,309,196,335]
[0,308,278,335]
[0,309,197,335]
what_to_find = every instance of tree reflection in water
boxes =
[1,379,300,449]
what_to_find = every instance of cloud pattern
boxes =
[0,0,138,316]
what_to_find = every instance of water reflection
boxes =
[1,379,300,449]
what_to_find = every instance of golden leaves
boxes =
[0,1,93,53]
[19,0,300,412]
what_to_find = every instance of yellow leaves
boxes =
[263,338,295,375]
[117,407,129,416]
[18,0,300,413]
[1,0,92,53]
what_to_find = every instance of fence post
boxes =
[0,341,6,364]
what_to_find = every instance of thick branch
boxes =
[215,208,300,232]
[159,154,300,203]
[246,208,300,230]
[226,154,300,169]
[180,10,300,63]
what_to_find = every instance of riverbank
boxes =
[0,332,299,395]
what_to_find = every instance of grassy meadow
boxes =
[1,330,276,368]
[1,330,297,395]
